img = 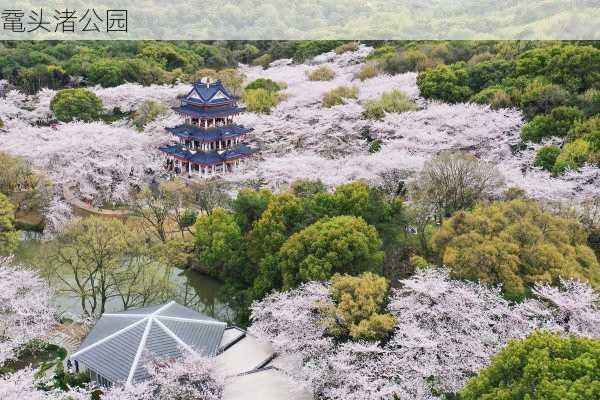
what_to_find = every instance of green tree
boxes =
[416,63,472,103]
[466,59,515,92]
[520,80,570,120]
[247,192,309,264]
[0,152,50,214]
[460,331,600,400]
[432,200,600,299]
[521,106,584,142]
[231,188,273,234]
[194,208,246,282]
[545,45,600,93]
[87,59,144,87]
[50,88,103,122]
[245,78,282,92]
[279,215,384,289]
[552,139,591,175]
[320,272,396,341]
[534,145,561,171]
[242,88,280,114]
[50,217,173,316]
[0,193,18,255]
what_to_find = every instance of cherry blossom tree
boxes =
[0,257,56,365]
[248,268,600,400]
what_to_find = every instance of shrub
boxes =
[570,115,600,141]
[432,199,600,300]
[521,106,584,142]
[242,88,280,114]
[251,53,272,69]
[307,66,336,81]
[460,331,600,400]
[87,59,145,87]
[354,62,380,81]
[534,145,561,171]
[362,90,416,120]
[416,63,472,103]
[321,85,358,107]
[552,139,591,175]
[381,49,430,74]
[368,139,382,153]
[245,78,282,92]
[50,88,103,122]
[320,272,396,341]
[409,255,429,269]
[334,42,359,55]
[577,88,600,116]
[366,45,397,61]
[466,59,516,92]
[520,80,570,119]
[470,86,513,109]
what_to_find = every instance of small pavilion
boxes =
[69,302,312,400]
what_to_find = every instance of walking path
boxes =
[62,184,131,217]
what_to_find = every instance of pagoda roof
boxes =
[159,145,257,166]
[166,124,253,142]
[179,80,236,106]
[173,104,246,118]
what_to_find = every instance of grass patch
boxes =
[245,78,284,92]
[335,42,360,55]
[307,66,336,81]
[322,85,359,108]
[354,63,380,81]
[242,88,282,114]
[362,90,417,120]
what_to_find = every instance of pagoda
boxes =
[160,78,256,177]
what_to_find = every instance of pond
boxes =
[13,235,236,324]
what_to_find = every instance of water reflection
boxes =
[13,236,235,323]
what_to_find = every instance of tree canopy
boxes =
[280,215,383,289]
[433,199,600,299]
[50,88,103,122]
[460,330,600,400]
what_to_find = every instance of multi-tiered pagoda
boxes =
[160,78,256,177]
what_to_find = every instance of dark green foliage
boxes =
[50,88,103,122]
[417,63,472,103]
[460,331,600,400]
[521,106,584,142]
[466,59,515,92]
[279,215,384,288]
[231,188,273,234]
[245,78,282,92]
[534,145,561,171]
[520,80,571,120]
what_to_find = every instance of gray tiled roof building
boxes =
[70,301,226,386]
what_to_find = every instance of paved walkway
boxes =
[62,184,131,217]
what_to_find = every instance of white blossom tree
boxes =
[0,257,57,365]
[249,268,600,400]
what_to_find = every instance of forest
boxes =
[0,40,599,399]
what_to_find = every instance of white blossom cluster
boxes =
[249,268,600,400]
[0,257,57,364]
[0,45,598,232]
[230,47,600,203]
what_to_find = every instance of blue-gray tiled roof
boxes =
[173,105,246,118]
[159,145,257,165]
[70,302,226,385]
[166,124,253,142]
